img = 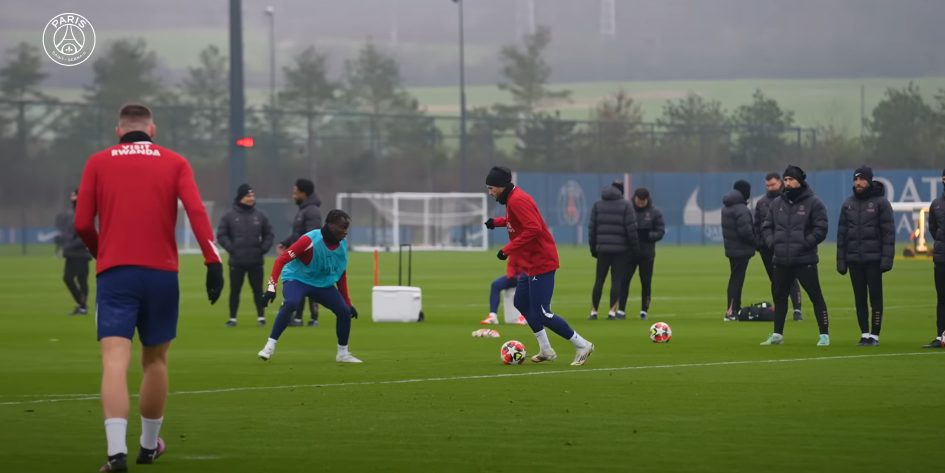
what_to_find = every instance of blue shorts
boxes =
[96,266,179,346]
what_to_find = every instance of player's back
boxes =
[84,140,190,273]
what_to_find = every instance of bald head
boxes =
[116,103,156,138]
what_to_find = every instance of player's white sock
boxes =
[533,329,553,353]
[569,332,590,348]
[607,310,616,317]
[337,344,349,356]
[861,333,870,339]
[590,310,598,316]
[488,312,498,319]
[616,310,625,317]
[870,334,879,341]
[229,317,237,322]
[140,416,163,450]
[104,418,128,456]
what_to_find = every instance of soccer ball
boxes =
[649,322,672,343]
[500,340,527,365]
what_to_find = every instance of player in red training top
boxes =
[483,166,595,366]
[75,103,224,472]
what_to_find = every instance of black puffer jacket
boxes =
[217,204,275,266]
[929,193,945,264]
[837,181,895,270]
[633,201,665,259]
[721,190,755,258]
[754,190,779,250]
[55,210,92,260]
[761,185,829,266]
[588,185,640,256]
[281,194,323,247]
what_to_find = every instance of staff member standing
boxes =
[587,180,639,320]
[760,165,830,346]
[836,166,894,346]
[924,168,945,348]
[722,180,755,321]
[217,184,275,327]
[55,188,92,315]
[620,188,664,320]
[278,178,323,326]
[755,172,803,321]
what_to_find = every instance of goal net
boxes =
[177,200,216,255]
[336,192,489,251]
[891,201,931,256]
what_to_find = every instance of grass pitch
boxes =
[0,246,941,472]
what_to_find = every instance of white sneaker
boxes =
[530,350,557,363]
[258,344,275,361]
[480,315,499,325]
[336,353,363,363]
[516,315,527,326]
[571,343,595,366]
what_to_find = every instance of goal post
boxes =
[177,199,216,255]
[336,192,489,251]
[891,201,931,256]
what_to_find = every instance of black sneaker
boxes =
[306,319,319,327]
[99,453,128,472]
[136,437,165,464]
[224,319,237,327]
[864,338,879,346]
[639,311,648,321]
[615,311,627,320]
[256,318,266,327]
[922,339,944,348]
[793,309,803,321]
[288,318,303,327]
[587,313,598,321]
[856,337,870,346]
[606,313,617,320]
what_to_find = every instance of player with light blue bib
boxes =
[257,209,361,363]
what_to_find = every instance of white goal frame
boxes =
[177,200,216,255]
[336,192,489,252]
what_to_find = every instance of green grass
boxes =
[0,246,942,472]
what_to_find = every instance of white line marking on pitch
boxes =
[2,352,941,407]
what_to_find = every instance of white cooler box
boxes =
[502,288,522,323]
[372,286,423,322]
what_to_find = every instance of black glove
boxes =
[484,218,495,230]
[880,260,893,273]
[349,306,358,319]
[497,249,508,260]
[260,278,277,307]
[206,262,224,304]
[590,249,598,259]
[836,260,847,276]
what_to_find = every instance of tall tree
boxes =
[0,42,50,101]
[84,38,163,112]
[869,82,938,167]
[732,89,795,168]
[657,92,730,171]
[587,89,643,171]
[181,45,229,151]
[494,26,571,118]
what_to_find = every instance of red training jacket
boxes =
[75,137,221,274]
[492,186,559,276]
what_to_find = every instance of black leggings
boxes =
[229,264,265,319]
[620,256,655,312]
[760,249,801,311]
[848,262,883,336]
[63,257,89,308]
[591,251,630,312]
[726,256,751,316]
[772,263,828,335]
[935,263,945,337]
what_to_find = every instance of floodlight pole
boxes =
[229,0,247,198]
[454,0,468,191]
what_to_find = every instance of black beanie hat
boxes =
[612,180,624,195]
[733,179,751,201]
[235,183,253,202]
[486,166,513,187]
[854,165,873,182]
[783,165,807,184]
[633,188,650,200]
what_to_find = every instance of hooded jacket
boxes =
[754,189,780,250]
[837,181,895,269]
[929,192,945,264]
[55,209,92,260]
[217,203,275,266]
[721,189,755,258]
[633,200,665,259]
[588,185,640,255]
[761,185,829,266]
[281,193,323,247]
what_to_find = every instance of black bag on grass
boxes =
[737,301,775,322]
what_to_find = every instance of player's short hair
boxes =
[118,103,153,127]
[325,209,351,224]
[765,172,781,181]
[294,178,314,196]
